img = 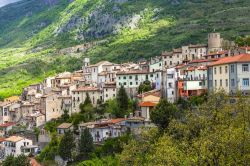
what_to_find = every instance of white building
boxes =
[208,54,250,94]
[164,67,178,103]
[4,136,34,157]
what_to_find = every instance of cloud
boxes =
[0,0,21,8]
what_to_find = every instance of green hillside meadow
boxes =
[0,0,250,98]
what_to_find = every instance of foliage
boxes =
[77,156,119,166]
[2,154,30,166]
[95,134,131,158]
[235,36,250,46]
[138,80,152,94]
[79,128,94,158]
[150,98,180,131]
[119,92,250,165]
[58,131,76,161]
[115,86,129,118]
[1,0,250,98]
[61,109,70,122]
[79,93,94,121]
[36,134,60,162]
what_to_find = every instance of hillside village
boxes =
[0,32,250,163]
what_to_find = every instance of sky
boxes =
[0,0,21,7]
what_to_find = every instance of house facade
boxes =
[208,54,250,94]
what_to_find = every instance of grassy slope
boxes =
[0,0,250,98]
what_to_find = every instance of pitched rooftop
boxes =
[210,54,250,66]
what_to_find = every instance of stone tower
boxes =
[82,57,90,71]
[208,33,222,53]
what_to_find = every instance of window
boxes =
[230,65,235,73]
[124,82,127,85]
[150,74,153,77]
[214,67,217,74]
[215,80,217,87]
[170,61,172,65]
[159,63,162,66]
[172,91,174,95]
[136,82,138,85]
[106,94,108,97]
[199,82,202,86]
[129,76,132,79]
[113,94,115,97]
[220,79,222,86]
[219,67,222,74]
[242,64,249,72]
[130,82,133,85]
[119,77,121,80]
[225,66,228,73]
[135,75,138,80]
[123,76,126,79]
[242,78,249,86]
[231,79,235,87]
[226,79,228,87]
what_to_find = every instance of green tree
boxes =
[150,98,179,131]
[3,154,30,166]
[138,80,152,93]
[116,86,129,118]
[79,128,94,158]
[61,109,70,122]
[84,93,92,106]
[58,131,75,161]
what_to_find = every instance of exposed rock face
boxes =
[42,0,59,6]
[54,0,141,41]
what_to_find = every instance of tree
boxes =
[116,86,129,118]
[84,93,92,106]
[3,154,30,166]
[150,98,179,131]
[79,128,94,158]
[138,80,152,93]
[58,131,75,161]
[61,109,70,122]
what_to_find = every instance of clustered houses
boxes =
[0,32,250,155]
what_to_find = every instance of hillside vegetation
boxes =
[1,0,250,97]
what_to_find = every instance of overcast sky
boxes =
[0,0,21,8]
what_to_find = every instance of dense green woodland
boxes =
[0,0,250,98]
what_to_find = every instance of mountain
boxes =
[0,0,250,98]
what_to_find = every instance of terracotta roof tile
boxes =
[139,101,157,107]
[0,122,16,127]
[209,54,250,66]
[5,136,24,143]
[73,86,99,92]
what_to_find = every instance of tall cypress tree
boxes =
[116,85,129,118]
[58,131,75,161]
[79,128,94,158]
[84,92,92,106]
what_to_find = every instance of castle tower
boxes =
[82,57,90,72]
[208,33,222,53]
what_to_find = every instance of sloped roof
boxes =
[5,136,24,143]
[0,122,15,128]
[139,101,157,107]
[57,123,72,129]
[72,86,99,92]
[209,54,250,66]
